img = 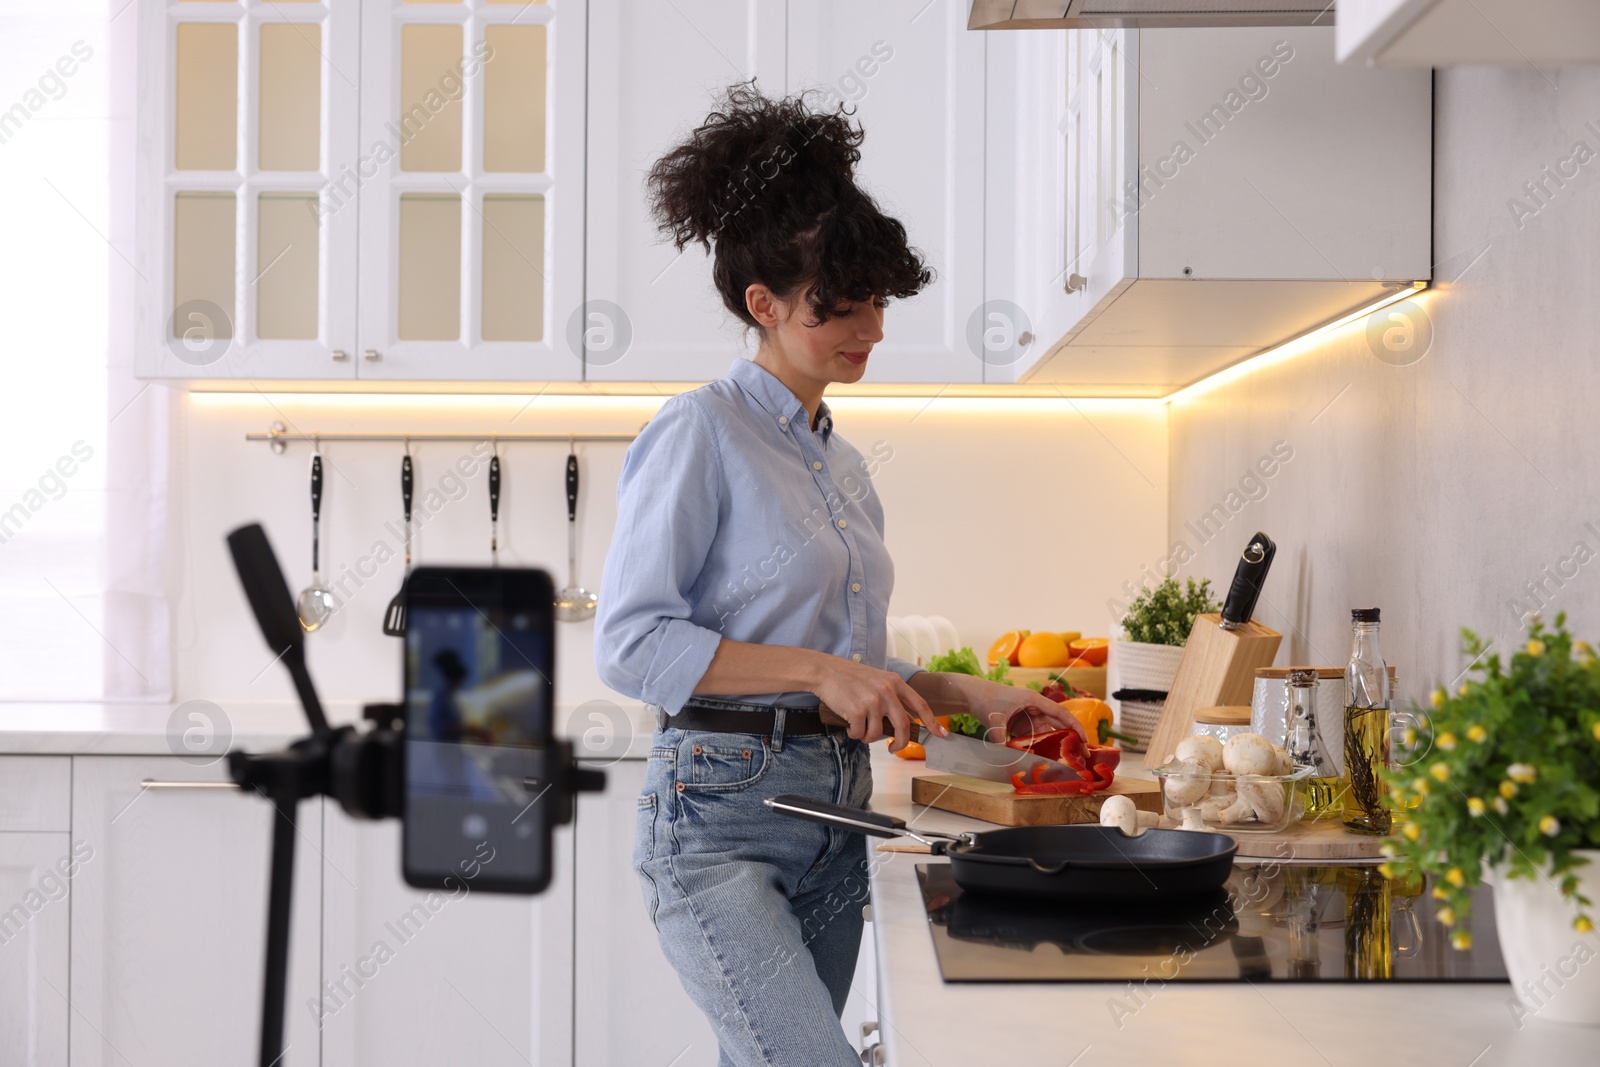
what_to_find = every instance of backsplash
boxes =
[172,387,1170,722]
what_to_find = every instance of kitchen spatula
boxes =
[382,453,413,636]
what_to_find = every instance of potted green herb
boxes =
[1384,613,1600,1026]
[1112,577,1218,687]
[1110,577,1219,751]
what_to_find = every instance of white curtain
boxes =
[0,1,171,701]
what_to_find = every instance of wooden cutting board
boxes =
[1219,817,1389,861]
[911,772,1160,827]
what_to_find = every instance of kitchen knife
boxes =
[1219,531,1276,631]
[920,725,1061,784]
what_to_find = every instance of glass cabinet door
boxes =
[357,0,585,381]
[138,0,360,378]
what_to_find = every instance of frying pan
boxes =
[765,794,1237,902]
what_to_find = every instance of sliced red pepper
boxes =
[1005,729,1074,762]
[1086,743,1122,776]
[1010,769,1100,795]
[1009,753,1115,795]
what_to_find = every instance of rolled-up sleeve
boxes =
[886,657,924,684]
[594,396,724,713]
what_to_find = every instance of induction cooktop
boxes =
[917,860,1509,984]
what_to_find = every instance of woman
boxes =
[595,85,1084,1067]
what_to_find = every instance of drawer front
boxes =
[0,756,71,832]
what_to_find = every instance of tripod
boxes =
[225,523,604,1067]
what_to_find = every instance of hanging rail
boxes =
[245,421,640,454]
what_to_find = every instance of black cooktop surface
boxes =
[917,861,1509,983]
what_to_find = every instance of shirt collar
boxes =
[726,358,833,443]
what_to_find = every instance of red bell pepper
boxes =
[1009,759,1115,795]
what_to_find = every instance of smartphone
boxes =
[402,566,555,894]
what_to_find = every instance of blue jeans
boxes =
[633,699,873,1067]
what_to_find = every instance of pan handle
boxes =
[764,794,969,850]
[766,794,906,838]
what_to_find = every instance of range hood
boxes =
[968,1,1335,29]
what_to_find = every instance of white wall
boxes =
[1166,66,1600,703]
[172,386,1168,722]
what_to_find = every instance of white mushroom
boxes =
[1215,775,1288,826]
[1163,757,1211,807]
[1200,791,1238,822]
[1099,794,1141,836]
[1178,806,1208,831]
[1175,734,1226,772]
[1237,775,1287,826]
[1222,732,1279,777]
[1216,792,1257,825]
[1270,743,1293,776]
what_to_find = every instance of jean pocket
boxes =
[675,735,770,793]
[633,792,661,927]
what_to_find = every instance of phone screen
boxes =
[402,567,554,894]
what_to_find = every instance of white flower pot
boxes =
[1110,639,1185,692]
[1491,849,1600,1027]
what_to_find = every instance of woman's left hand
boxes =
[958,677,1089,743]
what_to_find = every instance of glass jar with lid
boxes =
[1190,705,1252,744]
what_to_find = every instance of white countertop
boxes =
[863,748,1594,1067]
[0,700,657,758]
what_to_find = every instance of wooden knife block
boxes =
[1140,614,1282,769]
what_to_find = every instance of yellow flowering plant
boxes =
[1385,614,1600,943]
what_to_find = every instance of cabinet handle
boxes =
[1064,272,1087,293]
[363,349,381,362]
[332,349,349,361]
[140,780,242,791]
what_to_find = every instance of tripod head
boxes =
[223,522,603,1067]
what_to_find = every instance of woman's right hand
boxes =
[814,658,947,753]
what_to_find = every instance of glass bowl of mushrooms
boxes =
[1149,732,1314,833]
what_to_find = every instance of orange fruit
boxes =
[1063,657,1094,671]
[893,740,927,760]
[1017,632,1072,669]
[987,630,1026,667]
[1067,638,1109,667]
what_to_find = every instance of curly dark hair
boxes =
[646,82,933,330]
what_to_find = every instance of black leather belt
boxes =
[663,699,846,737]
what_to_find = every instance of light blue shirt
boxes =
[595,358,922,712]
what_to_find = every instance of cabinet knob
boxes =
[331,349,349,362]
[1064,272,1087,294]
[364,349,382,362]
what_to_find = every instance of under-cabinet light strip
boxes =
[1162,282,1429,406]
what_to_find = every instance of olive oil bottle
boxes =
[1341,608,1393,835]
[1285,669,1340,818]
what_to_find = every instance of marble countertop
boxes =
[862,747,1593,1067]
[0,700,658,759]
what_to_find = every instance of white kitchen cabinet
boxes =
[320,809,575,1067]
[0,833,72,1067]
[134,0,362,380]
[135,0,586,383]
[991,25,1432,394]
[786,0,988,385]
[1338,0,1600,67]
[573,759,718,1065]
[68,757,322,1067]
[356,0,587,381]
[582,0,786,384]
